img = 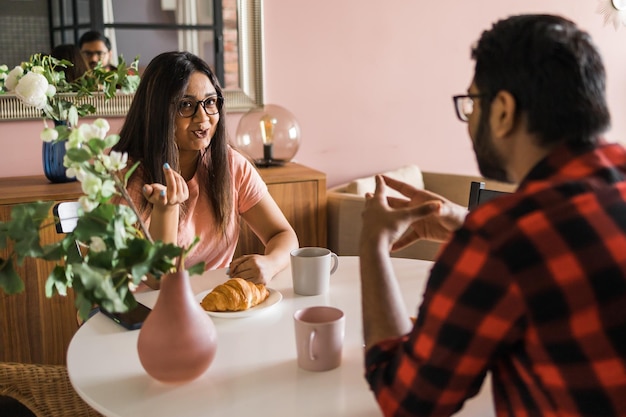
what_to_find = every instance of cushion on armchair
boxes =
[344,165,424,197]
[327,166,516,261]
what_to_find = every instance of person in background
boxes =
[50,44,89,82]
[112,51,298,287]
[359,14,626,416]
[78,30,116,71]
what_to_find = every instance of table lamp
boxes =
[235,104,301,167]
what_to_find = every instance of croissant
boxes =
[200,278,270,312]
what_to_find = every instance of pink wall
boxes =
[262,0,626,186]
[1,0,625,187]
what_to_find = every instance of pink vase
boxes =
[137,269,217,383]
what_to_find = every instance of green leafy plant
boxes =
[0,120,204,319]
[0,53,140,126]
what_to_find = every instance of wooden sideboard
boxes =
[0,177,84,365]
[0,163,326,365]
[235,162,327,256]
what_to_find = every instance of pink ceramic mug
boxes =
[293,306,345,372]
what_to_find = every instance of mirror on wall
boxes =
[0,0,264,121]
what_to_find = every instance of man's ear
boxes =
[489,90,517,138]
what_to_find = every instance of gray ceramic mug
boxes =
[290,247,339,295]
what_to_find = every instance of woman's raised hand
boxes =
[142,163,190,209]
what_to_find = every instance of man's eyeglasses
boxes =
[453,94,485,122]
[81,50,108,58]
[177,95,224,118]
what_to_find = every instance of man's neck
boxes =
[507,137,555,183]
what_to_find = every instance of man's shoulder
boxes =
[463,175,626,242]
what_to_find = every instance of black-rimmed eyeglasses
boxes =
[452,94,485,122]
[81,50,108,58]
[177,95,224,118]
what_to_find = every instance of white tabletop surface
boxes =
[67,256,495,417]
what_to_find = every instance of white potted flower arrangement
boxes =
[1,53,141,182]
[0,53,140,127]
[0,117,205,318]
[0,55,204,318]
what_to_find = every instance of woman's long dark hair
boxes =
[113,51,232,235]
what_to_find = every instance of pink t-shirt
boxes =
[126,148,267,270]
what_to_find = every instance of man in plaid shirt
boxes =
[359,14,626,416]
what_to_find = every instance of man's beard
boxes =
[472,109,509,183]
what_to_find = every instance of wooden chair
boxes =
[53,201,82,262]
[0,362,103,417]
[467,181,510,210]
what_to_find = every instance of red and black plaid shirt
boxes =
[365,141,626,416]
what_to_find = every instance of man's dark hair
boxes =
[78,30,112,51]
[471,14,610,147]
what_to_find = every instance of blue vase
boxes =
[42,121,76,183]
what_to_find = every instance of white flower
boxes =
[103,151,128,171]
[79,122,107,141]
[100,179,116,198]
[30,65,45,75]
[67,126,88,149]
[94,160,106,174]
[40,127,59,143]
[89,236,107,253]
[78,195,99,212]
[78,172,103,198]
[93,118,110,135]
[46,84,56,97]
[68,105,79,127]
[65,163,85,180]
[118,205,138,225]
[14,72,49,109]
[5,66,23,91]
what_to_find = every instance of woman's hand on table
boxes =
[228,254,276,285]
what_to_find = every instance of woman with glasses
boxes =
[112,51,298,286]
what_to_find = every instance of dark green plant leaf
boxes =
[86,137,107,154]
[187,261,206,276]
[0,258,25,294]
[66,147,92,163]
[124,161,141,185]
[45,264,70,297]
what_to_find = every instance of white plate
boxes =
[195,287,282,318]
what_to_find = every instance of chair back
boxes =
[53,201,82,262]
[54,201,80,233]
[468,181,510,210]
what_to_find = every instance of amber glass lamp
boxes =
[235,104,301,167]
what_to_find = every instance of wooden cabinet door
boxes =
[0,205,79,365]
[236,181,321,255]
[235,163,327,257]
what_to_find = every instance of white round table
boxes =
[67,256,494,417]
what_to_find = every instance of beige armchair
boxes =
[327,167,516,261]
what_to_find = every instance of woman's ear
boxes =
[489,90,517,138]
